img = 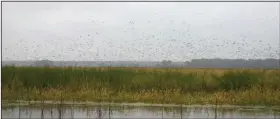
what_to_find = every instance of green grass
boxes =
[2,66,280,106]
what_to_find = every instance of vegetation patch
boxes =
[2,66,280,106]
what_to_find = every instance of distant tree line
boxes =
[2,58,279,69]
[185,58,279,69]
[156,58,279,68]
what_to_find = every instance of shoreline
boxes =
[2,87,280,107]
[3,100,280,112]
[2,100,279,109]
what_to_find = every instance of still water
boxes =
[2,101,280,119]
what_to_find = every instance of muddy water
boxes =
[2,102,280,119]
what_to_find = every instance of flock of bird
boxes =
[7,16,278,61]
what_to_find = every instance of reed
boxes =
[2,66,280,105]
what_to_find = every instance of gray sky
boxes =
[2,2,279,61]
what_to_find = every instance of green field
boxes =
[2,66,280,106]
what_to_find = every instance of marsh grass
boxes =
[2,66,280,105]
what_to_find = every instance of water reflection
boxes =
[2,103,280,119]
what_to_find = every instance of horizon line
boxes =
[2,58,279,62]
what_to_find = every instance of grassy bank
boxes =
[2,66,280,106]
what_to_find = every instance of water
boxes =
[2,101,280,119]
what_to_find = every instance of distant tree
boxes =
[161,60,172,67]
[156,63,161,68]
[10,63,16,67]
[184,61,190,67]
[34,59,53,67]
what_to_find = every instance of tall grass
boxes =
[2,66,280,105]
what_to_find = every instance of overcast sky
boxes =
[2,2,279,61]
